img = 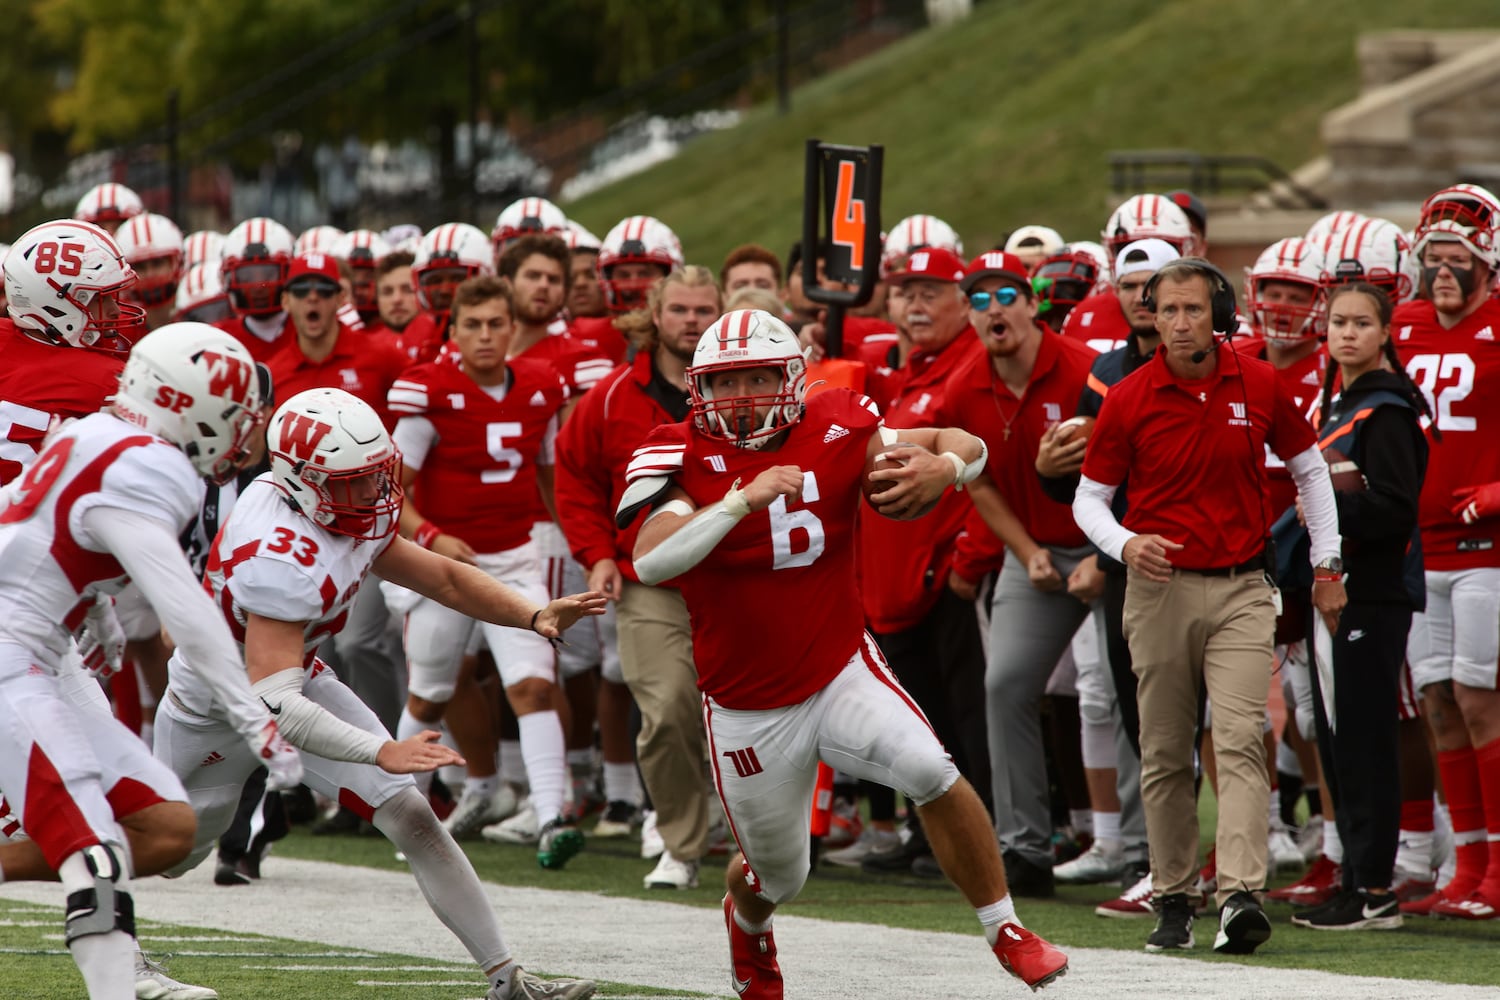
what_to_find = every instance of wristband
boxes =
[413,521,441,549]
[530,608,544,634]
[941,441,987,491]
[722,479,752,519]
[1313,571,1342,582]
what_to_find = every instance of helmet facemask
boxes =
[689,359,806,451]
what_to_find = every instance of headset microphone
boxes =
[1190,347,1211,364]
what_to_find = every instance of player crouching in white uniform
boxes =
[0,322,302,1000]
[153,386,604,1000]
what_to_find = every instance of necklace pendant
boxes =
[1003,427,1011,441]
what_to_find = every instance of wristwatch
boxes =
[1313,556,1344,576]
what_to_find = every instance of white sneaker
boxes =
[135,952,219,999]
[639,809,664,859]
[1054,839,1126,884]
[1295,817,1323,863]
[644,851,699,889]
[1268,818,1305,872]
[822,826,901,867]
[488,967,597,999]
[444,785,519,840]
[482,801,539,845]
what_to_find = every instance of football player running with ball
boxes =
[623,310,1069,996]
[153,387,605,1000]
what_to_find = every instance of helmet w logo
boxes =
[200,350,254,404]
[277,413,331,462]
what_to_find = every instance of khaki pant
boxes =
[617,580,709,861]
[1123,567,1273,906]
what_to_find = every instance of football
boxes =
[864,449,940,519]
[1324,446,1366,493]
[1052,414,1096,446]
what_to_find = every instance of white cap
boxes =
[1005,225,1065,255]
[1114,238,1181,279]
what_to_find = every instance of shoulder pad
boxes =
[615,474,672,530]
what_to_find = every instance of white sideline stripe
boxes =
[0,920,52,927]
[0,947,380,958]
[243,965,471,972]
[356,981,481,987]
[4,858,1497,1000]
[139,934,265,942]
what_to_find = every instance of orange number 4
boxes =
[830,160,865,272]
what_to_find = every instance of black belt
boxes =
[1180,553,1264,578]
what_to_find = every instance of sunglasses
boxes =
[968,286,1021,310]
[287,279,340,299]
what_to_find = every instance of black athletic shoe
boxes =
[1002,848,1055,898]
[1145,892,1195,951]
[1291,889,1402,931]
[1214,890,1272,954]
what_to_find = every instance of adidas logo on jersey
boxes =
[530,390,548,406]
[824,423,850,443]
[1477,326,1495,341]
[705,454,727,473]
[200,751,225,768]
[1302,370,1321,385]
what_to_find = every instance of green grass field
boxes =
[566,0,1500,267]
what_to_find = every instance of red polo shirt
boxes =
[265,326,410,427]
[1081,342,1317,570]
[939,327,1094,549]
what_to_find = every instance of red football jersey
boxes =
[0,319,123,485]
[518,328,617,398]
[388,357,566,553]
[1060,291,1129,354]
[1394,297,1500,569]
[395,311,448,366]
[567,316,629,366]
[215,314,290,362]
[628,389,880,709]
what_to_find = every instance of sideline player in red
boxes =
[624,309,1069,996]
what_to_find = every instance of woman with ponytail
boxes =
[1293,282,1428,931]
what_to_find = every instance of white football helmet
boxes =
[268,388,403,541]
[222,218,295,318]
[1246,238,1327,347]
[687,309,807,450]
[1319,217,1410,304]
[564,220,602,253]
[1304,210,1368,247]
[73,183,144,230]
[5,219,144,352]
[492,197,569,250]
[114,322,264,484]
[114,213,185,307]
[1004,225,1065,271]
[882,215,964,276]
[1413,183,1500,266]
[294,225,345,257]
[1067,240,1113,291]
[329,229,392,269]
[1101,194,1195,259]
[598,216,684,313]
[413,222,493,314]
[172,262,234,325]
[183,230,225,270]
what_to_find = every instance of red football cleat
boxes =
[1400,886,1457,917]
[1267,854,1341,907]
[723,894,783,999]
[992,923,1069,992]
[1432,890,1500,920]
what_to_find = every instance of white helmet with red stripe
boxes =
[73,183,144,230]
[183,230,225,269]
[492,197,569,250]
[687,309,807,451]
[113,213,185,307]
[1413,183,1500,266]
[882,215,964,276]
[1102,194,1195,259]
[330,229,392,269]
[1319,217,1410,304]
[5,219,144,352]
[1245,237,1327,347]
[1304,210,1368,247]
[294,225,346,257]
[598,215,683,313]
[268,388,404,541]
[172,262,234,325]
[222,218,295,318]
[413,222,493,315]
[564,220,601,253]
[114,322,265,485]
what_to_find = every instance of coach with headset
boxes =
[1071,258,1345,956]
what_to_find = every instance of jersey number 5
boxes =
[483,421,524,484]
[769,471,825,570]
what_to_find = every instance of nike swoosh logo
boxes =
[733,974,751,995]
[1362,903,1391,919]
[261,697,283,716]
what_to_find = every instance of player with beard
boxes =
[376,251,420,335]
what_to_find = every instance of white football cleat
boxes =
[482,801,539,845]
[488,967,597,999]
[644,851,699,890]
[639,809,664,859]
[135,952,218,999]
[1054,839,1126,884]
[444,785,519,840]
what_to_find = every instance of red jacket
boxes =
[554,352,683,583]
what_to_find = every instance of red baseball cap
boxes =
[286,252,342,286]
[959,250,1031,292]
[885,246,967,285]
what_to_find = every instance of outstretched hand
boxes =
[376,730,466,774]
[533,591,608,639]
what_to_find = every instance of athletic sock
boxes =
[518,712,568,824]
[1323,819,1344,865]
[1092,811,1121,845]
[1438,746,1487,897]
[603,761,643,806]
[1473,739,1500,898]
[977,896,1020,944]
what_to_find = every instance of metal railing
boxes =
[1108,150,1327,210]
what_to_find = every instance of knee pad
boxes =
[897,751,960,807]
[63,844,134,943]
[406,664,458,704]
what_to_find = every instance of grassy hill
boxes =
[566,0,1500,266]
